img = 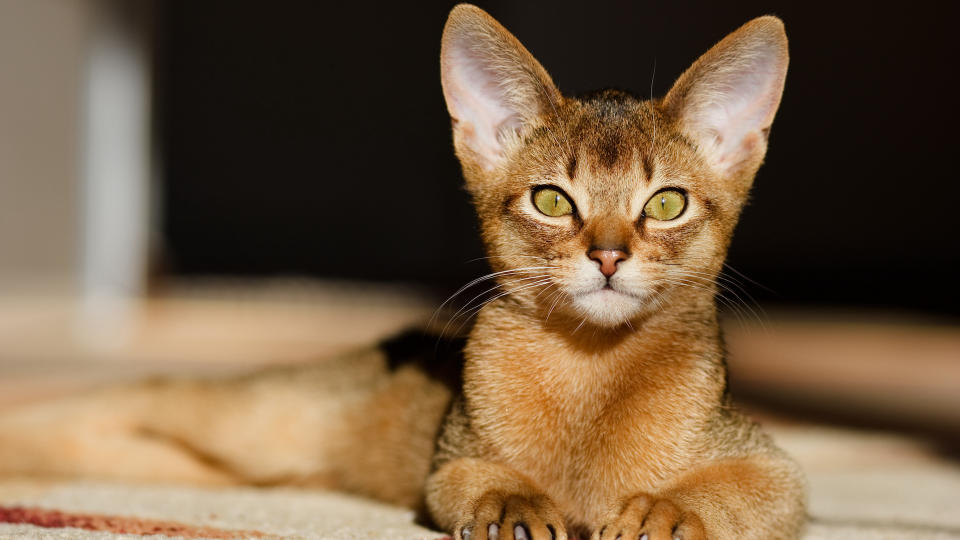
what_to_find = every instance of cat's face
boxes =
[441,6,788,328]
[475,94,740,327]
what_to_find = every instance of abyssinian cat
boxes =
[0,5,805,539]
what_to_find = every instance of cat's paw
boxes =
[591,494,705,540]
[455,491,567,540]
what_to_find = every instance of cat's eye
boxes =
[643,190,686,221]
[532,187,574,217]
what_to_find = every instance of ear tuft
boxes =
[663,16,789,176]
[441,4,561,170]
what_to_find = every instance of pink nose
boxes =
[588,249,629,278]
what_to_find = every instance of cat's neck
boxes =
[464,292,725,396]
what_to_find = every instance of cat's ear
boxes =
[441,4,561,171]
[663,16,788,177]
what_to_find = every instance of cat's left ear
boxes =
[663,16,789,178]
[441,4,562,171]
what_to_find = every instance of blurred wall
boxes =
[157,1,960,315]
[0,0,153,303]
[0,1,91,293]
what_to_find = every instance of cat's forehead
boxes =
[569,90,651,161]
[557,91,661,196]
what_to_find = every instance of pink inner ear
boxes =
[440,6,561,171]
[443,44,522,167]
[692,55,784,171]
[716,62,781,158]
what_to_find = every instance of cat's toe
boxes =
[593,494,705,540]
[456,491,566,540]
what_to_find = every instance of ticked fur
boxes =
[428,5,804,540]
[0,5,806,540]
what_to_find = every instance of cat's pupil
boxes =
[554,194,560,208]
[660,197,666,208]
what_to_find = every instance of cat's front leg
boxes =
[593,457,805,540]
[425,458,568,540]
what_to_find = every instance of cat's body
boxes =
[0,5,806,539]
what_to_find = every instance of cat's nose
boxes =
[588,248,629,278]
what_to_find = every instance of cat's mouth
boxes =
[568,285,647,327]
[591,283,642,299]
[568,279,641,299]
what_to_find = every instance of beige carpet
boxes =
[0,482,447,539]
[1,422,958,539]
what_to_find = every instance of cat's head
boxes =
[440,5,788,328]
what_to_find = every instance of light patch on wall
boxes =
[80,0,153,343]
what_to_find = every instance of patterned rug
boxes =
[1,424,958,539]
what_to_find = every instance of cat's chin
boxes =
[569,287,648,328]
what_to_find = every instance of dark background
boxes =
[156,1,960,315]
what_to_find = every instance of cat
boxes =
[0,4,806,540]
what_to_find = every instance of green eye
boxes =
[643,190,686,221]
[533,187,574,217]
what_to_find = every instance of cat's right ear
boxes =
[441,4,561,171]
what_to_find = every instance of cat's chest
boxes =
[468,358,695,524]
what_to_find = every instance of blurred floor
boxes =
[0,279,434,408]
[724,310,960,442]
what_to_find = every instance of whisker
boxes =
[464,255,547,264]
[723,262,777,295]
[648,57,657,152]
[661,264,766,312]
[571,314,589,334]
[439,274,554,337]
[659,273,763,328]
[657,280,748,324]
[428,265,559,327]
[447,278,554,337]
[533,280,558,301]
[657,256,773,308]
[664,269,767,328]
[544,287,568,323]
